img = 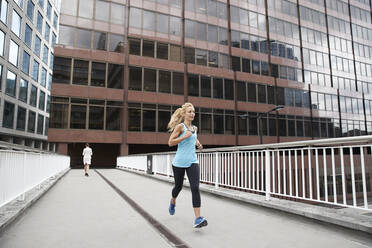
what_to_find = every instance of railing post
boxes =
[265,150,271,201]
[215,152,219,189]
[167,154,171,178]
[21,152,26,201]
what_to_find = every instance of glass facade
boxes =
[49,0,372,156]
[0,0,59,150]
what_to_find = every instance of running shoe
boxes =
[169,201,175,215]
[193,216,208,228]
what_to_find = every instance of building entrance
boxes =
[68,143,120,168]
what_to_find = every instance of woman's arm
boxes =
[168,124,191,147]
[194,126,203,150]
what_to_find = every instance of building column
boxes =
[120,143,129,156]
[57,143,68,155]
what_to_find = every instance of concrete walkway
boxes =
[1,169,372,248]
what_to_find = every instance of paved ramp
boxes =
[1,169,371,248]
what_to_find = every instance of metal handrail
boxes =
[119,135,372,157]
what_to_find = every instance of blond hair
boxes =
[167,102,194,132]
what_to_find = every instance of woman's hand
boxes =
[184,130,192,139]
[197,143,203,150]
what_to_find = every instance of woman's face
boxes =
[184,106,195,122]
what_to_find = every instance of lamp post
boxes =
[239,105,284,144]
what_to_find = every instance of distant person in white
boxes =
[82,143,93,177]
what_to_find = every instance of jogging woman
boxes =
[167,102,207,228]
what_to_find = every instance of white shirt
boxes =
[82,147,93,159]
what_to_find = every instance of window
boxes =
[142,40,154,57]
[22,51,30,74]
[38,90,45,110]
[53,11,58,28]
[19,78,28,102]
[157,13,168,34]
[91,62,105,87]
[32,60,39,81]
[129,66,142,90]
[201,76,211,97]
[213,78,223,99]
[157,43,168,60]
[129,38,140,55]
[142,105,156,131]
[78,0,93,18]
[37,114,44,134]
[143,68,156,92]
[93,32,106,50]
[27,110,36,132]
[42,45,48,64]
[51,32,56,47]
[110,3,124,24]
[106,103,121,130]
[0,29,4,56]
[41,67,46,86]
[24,24,32,47]
[6,70,16,97]
[224,79,234,100]
[0,0,8,24]
[34,35,41,56]
[3,101,15,128]
[95,0,109,22]
[129,7,141,28]
[170,16,181,36]
[159,70,171,93]
[73,60,88,85]
[59,25,74,46]
[50,98,69,128]
[143,10,155,31]
[107,64,123,89]
[188,74,199,96]
[27,0,34,20]
[109,33,123,52]
[36,11,43,34]
[46,1,51,20]
[9,40,19,66]
[76,28,91,48]
[70,104,86,129]
[11,10,21,37]
[172,72,183,95]
[30,85,37,106]
[53,57,71,84]
[89,105,104,129]
[44,23,50,42]
[16,107,26,131]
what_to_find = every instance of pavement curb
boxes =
[116,167,372,235]
[0,168,70,235]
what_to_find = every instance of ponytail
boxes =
[167,102,194,132]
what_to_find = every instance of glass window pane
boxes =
[157,13,169,33]
[9,40,19,66]
[129,38,141,55]
[107,64,123,89]
[91,62,106,87]
[143,10,155,30]
[89,106,104,129]
[76,29,91,48]
[73,60,88,85]
[159,70,171,93]
[201,76,211,97]
[93,32,107,50]
[144,68,156,92]
[110,3,125,24]
[143,109,155,131]
[16,107,26,131]
[6,70,16,97]
[53,57,71,84]
[109,34,124,52]
[11,10,21,37]
[78,0,93,18]
[19,78,28,102]
[172,72,183,95]
[70,105,86,129]
[30,85,37,107]
[129,66,142,90]
[143,40,155,57]
[130,7,141,28]
[59,25,75,46]
[157,43,168,60]
[3,101,15,128]
[27,111,36,132]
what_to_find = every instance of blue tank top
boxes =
[172,123,199,168]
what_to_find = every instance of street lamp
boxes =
[239,105,284,144]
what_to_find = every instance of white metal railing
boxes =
[117,135,372,210]
[0,150,70,208]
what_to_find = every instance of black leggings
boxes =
[171,163,201,208]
